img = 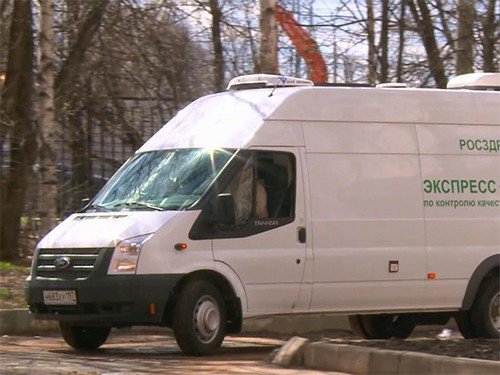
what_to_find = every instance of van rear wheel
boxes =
[59,322,110,350]
[455,311,477,338]
[173,280,226,356]
[471,277,500,338]
[348,314,415,339]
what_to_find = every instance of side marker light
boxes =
[150,303,156,315]
[175,243,187,251]
[428,273,436,279]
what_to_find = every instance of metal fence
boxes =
[2,97,170,254]
[54,98,169,214]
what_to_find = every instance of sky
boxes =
[179,0,430,84]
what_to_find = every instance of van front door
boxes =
[208,148,307,314]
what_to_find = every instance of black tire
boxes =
[349,314,416,339]
[455,311,477,339]
[471,277,500,338]
[59,322,110,350]
[173,280,226,356]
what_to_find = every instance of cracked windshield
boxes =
[89,149,235,211]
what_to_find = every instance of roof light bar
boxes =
[227,74,313,91]
[447,73,500,90]
[376,83,408,89]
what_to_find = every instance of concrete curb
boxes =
[1,308,350,336]
[273,338,500,375]
[0,309,58,336]
[271,336,309,367]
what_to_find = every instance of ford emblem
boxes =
[54,257,71,270]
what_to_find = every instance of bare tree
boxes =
[396,0,406,82]
[379,0,389,82]
[57,0,110,205]
[209,0,224,91]
[0,0,36,260]
[366,0,376,84]
[54,0,110,114]
[407,0,447,87]
[435,0,455,49]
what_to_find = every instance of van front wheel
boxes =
[59,322,110,350]
[173,280,226,356]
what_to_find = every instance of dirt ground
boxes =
[0,260,30,309]
[0,333,340,375]
[321,328,500,362]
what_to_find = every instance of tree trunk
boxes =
[259,0,279,74]
[38,0,58,236]
[209,0,224,92]
[396,0,406,82]
[366,0,377,84]
[482,0,497,72]
[408,0,447,88]
[456,0,476,75]
[69,107,90,206]
[0,0,36,260]
[379,0,389,83]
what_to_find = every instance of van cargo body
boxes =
[26,74,500,355]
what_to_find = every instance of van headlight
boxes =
[108,234,150,275]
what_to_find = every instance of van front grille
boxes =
[35,248,102,280]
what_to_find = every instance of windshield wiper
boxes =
[84,203,110,212]
[112,201,165,211]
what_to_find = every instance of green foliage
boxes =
[0,262,12,272]
[0,261,29,308]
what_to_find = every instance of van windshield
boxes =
[89,149,235,211]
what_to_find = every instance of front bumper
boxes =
[25,249,183,326]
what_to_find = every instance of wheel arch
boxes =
[462,254,500,310]
[162,269,243,334]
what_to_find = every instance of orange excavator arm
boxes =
[275,4,328,83]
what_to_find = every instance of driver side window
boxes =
[190,150,296,239]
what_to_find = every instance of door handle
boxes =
[298,227,306,243]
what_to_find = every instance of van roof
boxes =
[138,85,499,152]
[447,73,500,90]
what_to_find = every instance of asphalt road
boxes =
[0,332,340,374]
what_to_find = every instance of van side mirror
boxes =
[215,193,235,227]
[80,197,91,209]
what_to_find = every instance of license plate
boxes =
[43,290,77,305]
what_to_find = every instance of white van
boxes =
[26,73,499,355]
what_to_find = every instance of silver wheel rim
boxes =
[193,295,220,343]
[489,291,500,332]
